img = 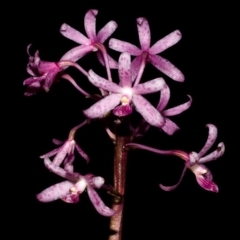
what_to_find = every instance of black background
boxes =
[8,1,238,239]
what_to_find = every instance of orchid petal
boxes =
[133,78,165,95]
[148,54,185,82]
[157,85,170,111]
[97,21,118,43]
[37,61,60,74]
[132,95,165,127]
[163,95,192,116]
[24,82,41,96]
[199,142,225,163]
[136,18,151,51]
[40,146,62,159]
[160,165,188,191]
[43,69,59,91]
[84,9,98,40]
[118,53,131,87]
[60,23,90,45]
[75,143,90,163]
[131,56,142,81]
[23,76,46,86]
[198,124,218,157]
[83,93,122,118]
[52,141,70,166]
[26,65,36,76]
[109,38,142,56]
[52,138,64,145]
[161,118,180,135]
[64,164,74,173]
[97,51,118,69]
[63,153,75,166]
[33,50,40,65]
[149,30,182,55]
[88,177,105,188]
[88,70,122,92]
[37,181,74,202]
[87,187,115,216]
[189,151,200,165]
[60,45,93,63]
[44,158,78,182]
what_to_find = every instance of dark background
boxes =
[9,1,238,239]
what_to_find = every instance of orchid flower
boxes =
[135,85,192,136]
[126,124,225,192]
[60,9,118,81]
[83,52,167,128]
[40,120,89,167]
[37,158,115,216]
[23,45,89,96]
[23,45,62,95]
[109,18,184,84]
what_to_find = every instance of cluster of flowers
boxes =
[24,9,225,216]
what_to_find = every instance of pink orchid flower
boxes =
[83,52,167,128]
[40,120,89,167]
[109,18,184,83]
[37,158,115,216]
[23,45,63,96]
[60,9,118,69]
[23,45,89,96]
[126,124,225,192]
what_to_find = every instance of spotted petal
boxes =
[148,54,184,82]
[163,95,192,116]
[83,93,122,118]
[51,141,70,166]
[132,94,165,127]
[133,78,165,95]
[60,45,93,62]
[118,53,131,87]
[88,70,122,92]
[37,181,74,202]
[60,23,90,45]
[199,142,225,163]
[136,18,151,51]
[131,56,142,81]
[84,9,98,40]
[198,124,218,157]
[161,118,180,135]
[97,21,118,43]
[44,158,78,182]
[87,186,115,216]
[109,38,142,56]
[156,84,170,111]
[149,30,182,55]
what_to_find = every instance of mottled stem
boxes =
[108,119,130,240]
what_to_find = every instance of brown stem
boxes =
[108,119,130,240]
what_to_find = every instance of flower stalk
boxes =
[109,118,130,240]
